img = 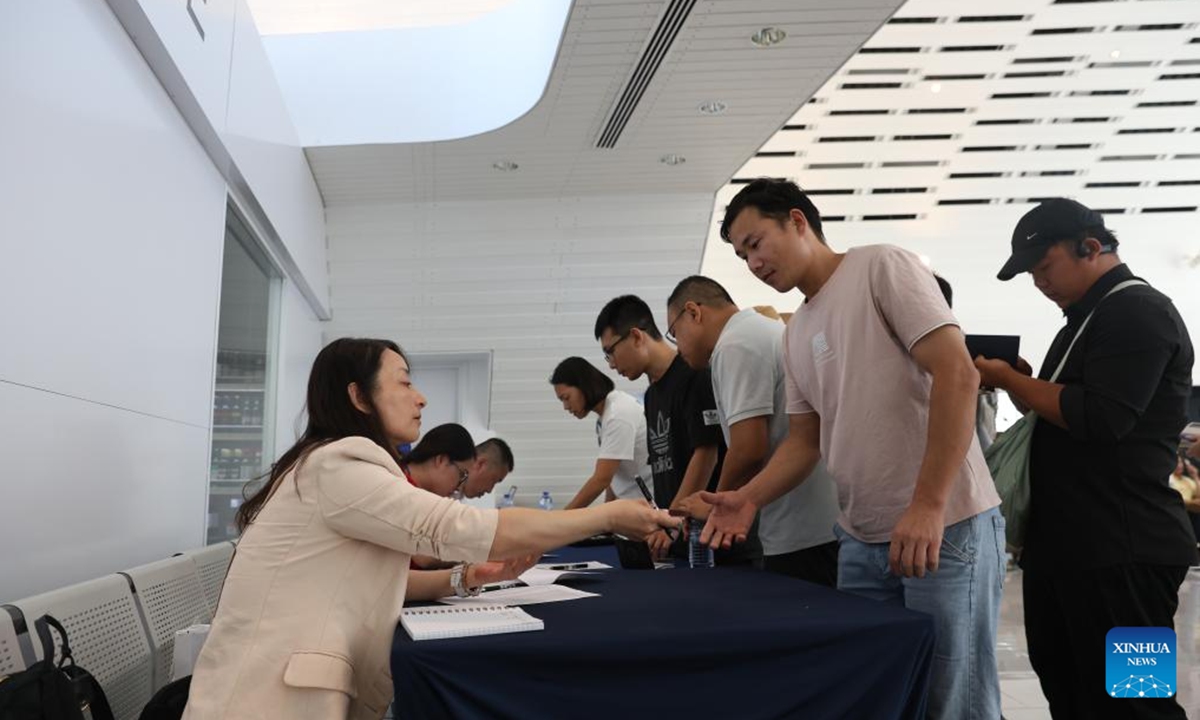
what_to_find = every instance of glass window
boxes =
[208,208,280,543]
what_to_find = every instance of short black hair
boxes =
[720,178,825,244]
[594,295,662,341]
[405,423,476,465]
[550,357,615,411]
[477,437,514,472]
[934,274,953,308]
[667,275,735,312]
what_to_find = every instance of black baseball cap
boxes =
[997,198,1107,281]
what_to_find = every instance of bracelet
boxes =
[449,563,482,598]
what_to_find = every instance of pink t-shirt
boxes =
[783,244,999,543]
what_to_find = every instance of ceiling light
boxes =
[1110,50,1121,59]
[660,154,686,166]
[492,160,518,172]
[751,27,787,48]
[698,101,727,115]
[930,83,942,94]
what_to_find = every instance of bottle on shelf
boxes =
[537,490,554,511]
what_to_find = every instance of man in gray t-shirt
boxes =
[667,275,840,586]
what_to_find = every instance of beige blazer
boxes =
[182,437,498,720]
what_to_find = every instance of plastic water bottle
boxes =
[497,486,516,508]
[537,490,554,511]
[688,518,714,569]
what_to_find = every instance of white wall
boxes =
[0,0,226,599]
[274,282,325,454]
[324,194,714,506]
[703,203,1200,382]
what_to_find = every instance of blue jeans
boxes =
[833,507,1006,720]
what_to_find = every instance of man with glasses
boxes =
[666,275,840,585]
[594,295,758,564]
[460,438,515,500]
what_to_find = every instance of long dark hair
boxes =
[550,357,615,411]
[236,337,407,532]
[403,423,476,466]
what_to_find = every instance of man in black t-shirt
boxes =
[595,295,759,563]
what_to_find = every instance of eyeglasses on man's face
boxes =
[601,333,630,362]
[665,309,686,344]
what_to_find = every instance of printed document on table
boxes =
[439,584,600,606]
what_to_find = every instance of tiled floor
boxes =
[997,565,1200,719]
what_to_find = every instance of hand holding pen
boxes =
[633,475,680,543]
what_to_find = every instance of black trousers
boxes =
[760,540,839,588]
[1023,562,1189,719]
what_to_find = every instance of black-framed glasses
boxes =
[602,334,629,362]
[664,310,686,344]
[454,464,471,494]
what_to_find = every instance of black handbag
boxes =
[0,614,115,720]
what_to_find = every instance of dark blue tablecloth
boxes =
[391,546,933,719]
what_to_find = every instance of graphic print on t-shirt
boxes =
[648,412,673,475]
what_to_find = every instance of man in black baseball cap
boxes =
[978,197,1196,719]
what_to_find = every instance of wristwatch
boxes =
[450,563,481,598]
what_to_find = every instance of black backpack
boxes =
[0,615,115,720]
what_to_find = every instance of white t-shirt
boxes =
[596,390,652,501]
[783,245,1000,543]
[711,309,840,555]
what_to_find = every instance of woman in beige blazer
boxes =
[183,338,674,720]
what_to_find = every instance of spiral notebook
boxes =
[400,604,544,641]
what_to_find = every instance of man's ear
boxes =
[348,382,371,414]
[789,207,809,234]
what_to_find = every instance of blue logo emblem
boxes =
[1106,627,1176,699]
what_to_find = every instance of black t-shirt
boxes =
[643,354,724,508]
[1022,264,1198,570]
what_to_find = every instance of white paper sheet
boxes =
[439,584,600,606]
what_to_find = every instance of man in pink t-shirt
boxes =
[699,178,1004,720]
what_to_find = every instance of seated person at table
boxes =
[465,437,515,499]
[550,356,652,509]
[182,337,676,720]
[400,424,536,600]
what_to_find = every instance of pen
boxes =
[633,475,679,541]
[546,563,589,571]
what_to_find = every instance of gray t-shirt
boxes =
[711,308,840,555]
[784,245,1000,543]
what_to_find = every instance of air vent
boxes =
[1036,143,1094,150]
[872,187,929,194]
[938,199,993,205]
[949,172,1008,178]
[840,82,905,89]
[1161,73,1200,80]
[1012,56,1077,64]
[992,92,1055,99]
[1053,0,1114,3]
[859,46,925,54]
[862,214,920,220]
[1026,170,1081,176]
[806,162,868,169]
[823,216,848,222]
[959,15,1028,22]
[881,160,944,167]
[941,45,1009,52]
[782,124,810,130]
[1172,60,1200,66]
[1089,61,1157,68]
[925,74,989,80]
[1004,71,1067,78]
[805,189,857,195]
[729,177,787,184]
[1094,208,1126,214]
[754,151,798,157]
[816,135,878,142]
[1158,180,1200,186]
[1176,153,1200,159]
[889,17,942,24]
[976,118,1038,125]
[1100,154,1162,161]
[893,134,955,140]
[1053,117,1113,123]
[1136,100,1196,107]
[1142,206,1198,213]
[845,69,913,76]
[1069,89,1132,96]
[595,0,697,149]
[1116,128,1177,134]
[1031,27,1096,35]
[828,109,892,116]
[1115,23,1186,31]
[962,145,1022,152]
[907,107,969,114]
[1086,181,1142,188]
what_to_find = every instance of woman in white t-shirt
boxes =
[550,357,652,509]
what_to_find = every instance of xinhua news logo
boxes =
[1106,627,1176,699]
